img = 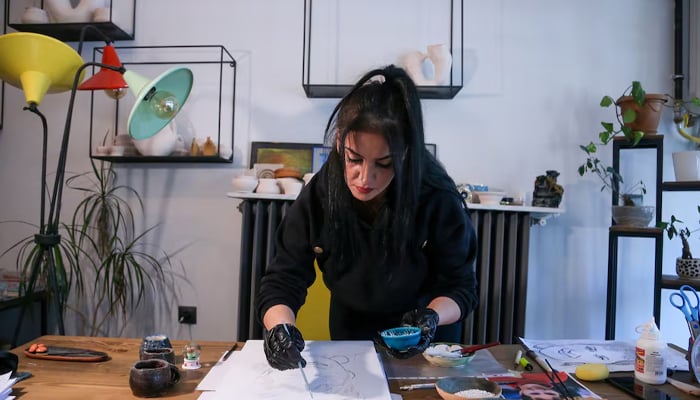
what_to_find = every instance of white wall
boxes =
[0,0,692,347]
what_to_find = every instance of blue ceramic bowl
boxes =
[380,326,421,351]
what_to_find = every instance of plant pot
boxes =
[677,258,700,279]
[611,205,654,227]
[617,94,666,133]
[672,151,700,181]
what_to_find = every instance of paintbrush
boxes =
[283,323,313,399]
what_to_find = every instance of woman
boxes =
[255,65,478,370]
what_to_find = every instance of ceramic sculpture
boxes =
[400,44,452,86]
[45,0,104,23]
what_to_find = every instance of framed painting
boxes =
[312,145,331,173]
[250,142,319,175]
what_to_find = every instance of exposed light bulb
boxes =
[105,88,127,100]
[148,90,179,119]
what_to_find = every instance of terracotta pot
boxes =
[617,94,667,133]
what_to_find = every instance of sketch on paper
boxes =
[212,340,392,400]
[519,338,688,374]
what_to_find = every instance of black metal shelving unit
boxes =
[605,135,664,340]
[4,0,135,41]
[88,44,237,164]
[301,0,464,99]
[660,180,700,292]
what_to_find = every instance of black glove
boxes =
[263,323,307,370]
[380,308,440,359]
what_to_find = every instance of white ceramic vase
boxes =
[672,151,700,181]
[45,0,103,23]
[400,43,452,86]
[426,44,452,85]
[133,122,179,157]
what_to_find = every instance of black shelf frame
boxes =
[661,180,700,191]
[4,0,135,41]
[301,0,464,99]
[88,44,237,164]
[605,134,664,340]
[605,227,663,340]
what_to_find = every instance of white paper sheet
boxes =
[520,337,689,373]
[0,371,17,400]
[195,351,241,391]
[205,340,392,400]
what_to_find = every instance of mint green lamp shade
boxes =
[124,67,193,140]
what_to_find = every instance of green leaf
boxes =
[631,81,646,105]
[622,108,637,124]
[600,96,614,107]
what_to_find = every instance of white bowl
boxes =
[255,178,281,194]
[476,191,506,205]
[277,178,303,195]
[611,205,654,227]
[231,176,258,193]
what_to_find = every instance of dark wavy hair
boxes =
[322,65,458,269]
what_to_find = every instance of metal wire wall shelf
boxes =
[4,0,135,41]
[302,0,463,99]
[88,44,237,163]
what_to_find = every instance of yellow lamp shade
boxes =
[0,32,84,105]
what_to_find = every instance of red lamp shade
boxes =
[77,44,128,91]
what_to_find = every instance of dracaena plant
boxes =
[2,158,182,336]
[62,158,182,336]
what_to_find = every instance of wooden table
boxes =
[10,335,232,399]
[9,336,698,399]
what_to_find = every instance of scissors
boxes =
[670,285,700,339]
[671,285,700,322]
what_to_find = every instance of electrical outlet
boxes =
[178,306,197,324]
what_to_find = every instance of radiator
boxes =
[464,209,531,345]
[236,198,294,341]
[236,198,533,344]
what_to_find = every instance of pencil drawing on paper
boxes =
[520,338,635,372]
[219,340,391,400]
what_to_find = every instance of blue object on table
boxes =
[380,326,421,351]
[140,334,172,358]
[670,285,700,322]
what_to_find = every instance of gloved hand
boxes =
[263,323,307,370]
[380,308,440,359]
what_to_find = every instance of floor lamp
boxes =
[0,30,193,341]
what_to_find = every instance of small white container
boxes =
[634,317,667,384]
[277,178,303,196]
[21,7,50,23]
[476,191,506,205]
[231,175,258,193]
[672,151,700,181]
[255,178,281,194]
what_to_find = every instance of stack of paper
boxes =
[0,371,17,400]
[197,340,393,399]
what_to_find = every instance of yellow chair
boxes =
[296,261,331,340]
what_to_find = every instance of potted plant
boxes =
[658,207,700,279]
[2,159,181,336]
[578,81,664,226]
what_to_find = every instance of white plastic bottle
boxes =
[634,317,667,384]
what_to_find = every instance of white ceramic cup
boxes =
[92,7,110,22]
[672,151,700,181]
[21,7,50,23]
[255,178,281,194]
[277,178,303,195]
